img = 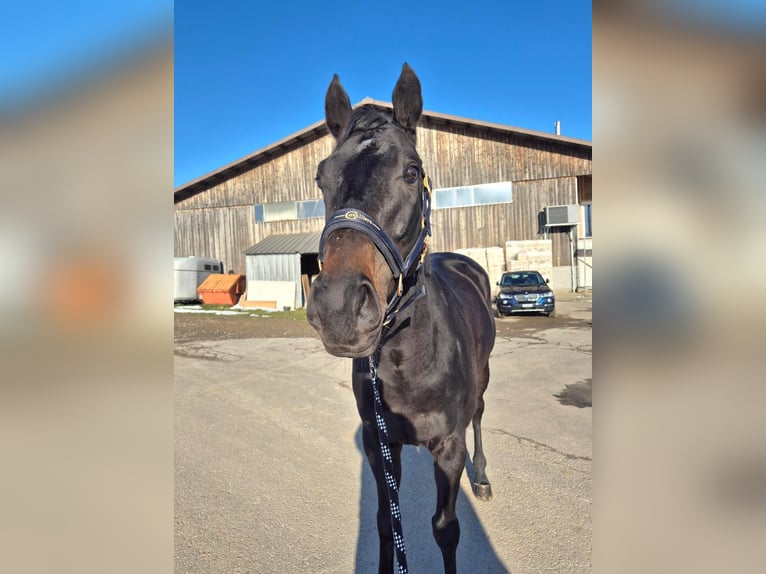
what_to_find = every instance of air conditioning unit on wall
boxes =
[545,204,579,227]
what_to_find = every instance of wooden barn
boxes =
[174,99,592,303]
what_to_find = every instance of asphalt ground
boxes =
[175,293,592,573]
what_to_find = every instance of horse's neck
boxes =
[379,276,440,368]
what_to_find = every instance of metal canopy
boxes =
[245,231,321,256]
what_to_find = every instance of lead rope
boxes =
[368,354,409,574]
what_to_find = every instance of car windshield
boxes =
[501,273,544,287]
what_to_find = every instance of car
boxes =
[495,270,555,317]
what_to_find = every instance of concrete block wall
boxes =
[452,240,581,295]
[505,240,553,284]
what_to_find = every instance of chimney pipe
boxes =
[554,120,561,135]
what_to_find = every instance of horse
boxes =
[306,63,496,574]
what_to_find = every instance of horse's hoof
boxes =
[473,482,493,501]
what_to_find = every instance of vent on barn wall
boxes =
[545,204,579,227]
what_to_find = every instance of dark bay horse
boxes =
[306,63,496,574]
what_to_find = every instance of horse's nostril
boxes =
[356,280,381,330]
[355,283,370,314]
[306,277,327,326]
[311,275,326,292]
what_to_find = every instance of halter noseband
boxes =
[317,173,432,319]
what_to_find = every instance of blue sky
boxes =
[174,1,592,187]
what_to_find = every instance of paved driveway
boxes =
[175,298,591,573]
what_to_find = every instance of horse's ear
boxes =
[325,74,352,140]
[392,63,422,133]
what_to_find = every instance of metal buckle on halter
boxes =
[418,240,429,266]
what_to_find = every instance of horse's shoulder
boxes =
[424,252,495,354]
[425,252,492,308]
[428,252,490,290]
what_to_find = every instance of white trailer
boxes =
[174,257,223,302]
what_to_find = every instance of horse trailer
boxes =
[174,256,223,302]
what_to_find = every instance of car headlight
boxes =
[540,291,553,299]
[498,293,511,300]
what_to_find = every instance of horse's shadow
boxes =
[353,425,510,573]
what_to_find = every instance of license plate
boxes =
[522,303,534,308]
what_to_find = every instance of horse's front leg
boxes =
[362,423,403,574]
[431,434,467,574]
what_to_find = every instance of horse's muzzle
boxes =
[306,272,383,357]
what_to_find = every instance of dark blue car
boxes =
[496,270,555,317]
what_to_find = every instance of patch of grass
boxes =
[268,308,308,320]
[197,304,236,311]
[194,304,308,320]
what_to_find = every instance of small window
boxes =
[204,264,212,270]
[297,199,325,219]
[263,201,298,221]
[432,181,512,210]
[577,175,592,203]
[473,183,513,205]
[254,200,324,223]
[583,203,592,237]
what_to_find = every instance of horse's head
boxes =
[307,64,429,357]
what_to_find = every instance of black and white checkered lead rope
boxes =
[369,354,408,574]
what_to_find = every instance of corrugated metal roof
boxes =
[245,231,322,255]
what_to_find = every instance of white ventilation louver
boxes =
[545,204,579,227]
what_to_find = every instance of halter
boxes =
[317,172,432,321]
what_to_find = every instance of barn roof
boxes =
[175,98,592,204]
[245,231,322,256]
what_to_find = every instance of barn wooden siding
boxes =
[418,116,589,267]
[429,176,580,267]
[175,108,591,274]
[174,208,325,276]
[174,134,331,273]
[417,117,591,187]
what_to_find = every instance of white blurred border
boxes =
[0,15,173,574]
[596,3,766,571]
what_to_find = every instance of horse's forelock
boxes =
[338,105,409,142]
[342,106,382,134]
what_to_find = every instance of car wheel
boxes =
[547,309,556,318]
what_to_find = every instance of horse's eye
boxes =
[404,165,420,184]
